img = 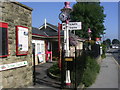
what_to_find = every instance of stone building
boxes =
[0,1,33,89]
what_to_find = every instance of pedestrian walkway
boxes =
[87,53,119,89]
[28,62,61,89]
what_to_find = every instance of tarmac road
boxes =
[107,48,120,65]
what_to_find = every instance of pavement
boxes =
[87,53,119,89]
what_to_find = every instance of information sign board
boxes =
[16,26,28,55]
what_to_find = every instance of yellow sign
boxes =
[65,57,74,61]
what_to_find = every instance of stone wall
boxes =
[0,1,33,88]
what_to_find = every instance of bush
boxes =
[101,44,106,59]
[81,56,100,87]
[101,53,106,59]
[101,44,106,54]
[49,62,60,77]
[48,51,100,87]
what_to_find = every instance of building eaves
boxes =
[39,22,58,32]
[32,27,47,36]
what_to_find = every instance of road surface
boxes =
[107,48,120,65]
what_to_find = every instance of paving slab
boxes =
[88,53,119,89]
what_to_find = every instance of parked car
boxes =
[112,45,119,49]
[115,46,119,49]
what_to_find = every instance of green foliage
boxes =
[101,53,106,59]
[81,56,100,87]
[49,62,60,77]
[101,43,106,54]
[49,52,100,87]
[103,38,111,48]
[70,2,106,40]
[101,43,106,59]
[112,39,120,45]
[105,38,111,46]
[72,50,100,87]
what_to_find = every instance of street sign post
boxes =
[62,22,82,30]
[59,2,82,88]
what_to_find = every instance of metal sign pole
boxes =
[66,20,70,57]
[32,44,36,85]
[75,46,77,90]
[64,26,67,53]
[65,20,72,88]
[59,2,74,88]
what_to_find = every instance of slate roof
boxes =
[39,22,58,31]
[32,22,86,43]
[32,27,47,36]
[32,22,64,37]
[46,23,58,31]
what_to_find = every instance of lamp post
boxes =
[88,28,92,50]
[59,2,72,88]
[59,2,72,57]
[88,28,92,41]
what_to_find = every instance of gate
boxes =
[61,47,85,89]
[32,43,36,85]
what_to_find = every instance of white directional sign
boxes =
[69,22,82,30]
[62,22,82,30]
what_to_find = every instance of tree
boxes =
[103,38,111,48]
[112,39,120,45]
[105,38,111,46]
[70,2,106,40]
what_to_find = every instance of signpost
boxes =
[62,22,82,31]
[59,2,82,88]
